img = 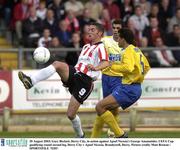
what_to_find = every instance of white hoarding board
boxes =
[13,70,101,110]
[137,68,180,107]
[13,68,180,110]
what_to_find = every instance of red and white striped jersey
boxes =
[75,42,108,80]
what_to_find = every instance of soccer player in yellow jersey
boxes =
[91,28,150,138]
[91,19,123,138]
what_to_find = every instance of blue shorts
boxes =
[102,74,122,98]
[112,83,142,110]
[102,74,142,110]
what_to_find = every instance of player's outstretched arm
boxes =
[88,60,109,71]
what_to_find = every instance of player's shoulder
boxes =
[82,43,90,50]
[127,44,140,51]
[101,36,113,41]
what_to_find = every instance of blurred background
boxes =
[0,0,180,137]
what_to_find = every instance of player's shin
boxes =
[100,110,124,137]
[107,108,120,137]
[30,65,56,85]
[91,115,104,138]
[70,115,84,138]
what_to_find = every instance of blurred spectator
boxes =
[166,24,180,64]
[129,5,149,38]
[11,0,29,44]
[49,36,66,61]
[43,9,58,36]
[36,1,47,20]
[55,19,71,47]
[38,28,52,47]
[46,0,52,6]
[140,36,148,48]
[147,0,159,3]
[0,0,15,27]
[143,16,165,46]
[166,24,180,46]
[48,0,66,21]
[64,0,84,17]
[85,0,104,21]
[99,9,112,36]
[148,3,159,18]
[22,6,43,47]
[117,0,134,23]
[136,0,151,16]
[168,8,180,33]
[65,32,82,66]
[28,0,40,8]
[78,8,96,32]
[64,10,80,33]
[158,0,174,31]
[175,0,180,11]
[126,18,141,46]
[103,0,120,19]
[50,36,61,48]
[147,3,162,26]
[153,37,177,67]
[81,24,91,45]
[140,37,160,67]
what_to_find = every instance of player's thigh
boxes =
[67,95,81,119]
[52,61,69,82]
[97,95,119,110]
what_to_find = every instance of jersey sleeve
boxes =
[98,44,108,61]
[143,54,151,75]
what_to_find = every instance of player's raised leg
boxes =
[18,61,69,89]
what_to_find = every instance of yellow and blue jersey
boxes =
[111,44,150,84]
[101,36,123,77]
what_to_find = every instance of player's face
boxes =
[88,25,101,41]
[112,24,122,39]
[118,36,124,47]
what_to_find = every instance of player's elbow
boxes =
[104,61,110,68]
[97,60,110,71]
[123,66,134,73]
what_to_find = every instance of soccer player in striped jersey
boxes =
[91,19,123,138]
[18,22,109,138]
[91,28,150,138]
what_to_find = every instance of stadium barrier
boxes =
[2,107,180,132]
[2,107,10,132]
[0,47,180,69]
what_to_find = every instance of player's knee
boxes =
[66,112,75,120]
[52,61,66,71]
[111,108,119,116]
[95,103,103,114]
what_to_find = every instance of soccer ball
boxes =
[33,47,50,64]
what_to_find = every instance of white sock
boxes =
[30,65,56,85]
[71,115,84,137]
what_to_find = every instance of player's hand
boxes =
[87,64,96,71]
[109,61,113,66]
